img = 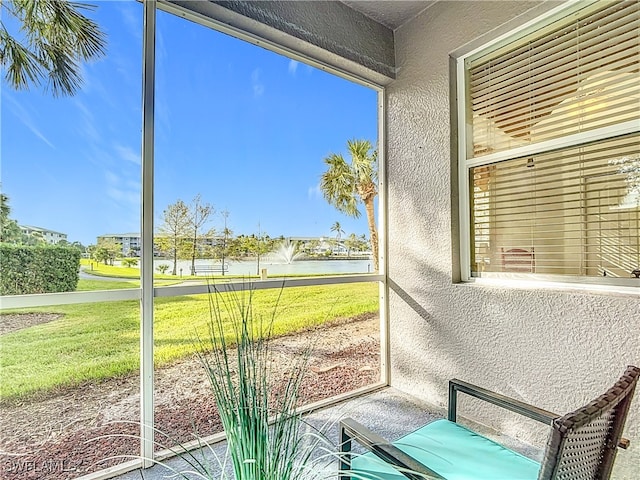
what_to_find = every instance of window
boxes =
[458,0,640,285]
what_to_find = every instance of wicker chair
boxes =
[339,365,639,480]
[501,247,535,273]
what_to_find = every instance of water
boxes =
[154,258,373,277]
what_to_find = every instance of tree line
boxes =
[89,193,371,277]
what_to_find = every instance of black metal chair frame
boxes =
[339,366,639,480]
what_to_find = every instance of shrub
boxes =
[156,264,169,274]
[121,258,139,268]
[0,244,81,295]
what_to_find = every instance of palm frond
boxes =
[2,0,106,96]
[320,154,360,218]
[0,27,43,89]
[348,139,377,189]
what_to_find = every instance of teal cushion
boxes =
[350,419,540,480]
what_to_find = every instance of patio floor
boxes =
[113,387,544,480]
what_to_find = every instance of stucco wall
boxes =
[169,0,395,83]
[387,1,640,476]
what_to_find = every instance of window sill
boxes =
[459,275,640,297]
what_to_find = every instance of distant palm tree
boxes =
[330,221,344,241]
[0,193,10,224]
[0,192,22,243]
[1,0,106,96]
[321,139,378,271]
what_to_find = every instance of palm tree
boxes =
[0,192,22,243]
[220,210,231,276]
[321,139,378,271]
[330,221,344,241]
[344,233,359,258]
[1,0,106,96]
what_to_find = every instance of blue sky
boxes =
[1,1,378,246]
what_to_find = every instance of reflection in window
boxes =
[471,134,640,278]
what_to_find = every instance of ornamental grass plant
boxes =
[96,281,340,479]
[193,282,334,480]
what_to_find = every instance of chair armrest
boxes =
[448,379,557,424]
[339,417,445,480]
[448,379,630,449]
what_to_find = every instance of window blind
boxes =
[468,0,640,157]
[471,133,640,278]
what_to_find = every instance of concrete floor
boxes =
[113,387,544,480]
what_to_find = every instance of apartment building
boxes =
[20,225,68,244]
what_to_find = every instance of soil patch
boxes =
[0,314,380,479]
[0,313,63,335]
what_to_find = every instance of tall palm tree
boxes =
[330,221,344,241]
[321,139,378,271]
[1,0,106,96]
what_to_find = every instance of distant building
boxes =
[97,233,141,257]
[96,233,365,257]
[289,236,348,255]
[20,225,67,244]
[97,233,223,257]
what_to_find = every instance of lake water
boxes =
[154,258,373,277]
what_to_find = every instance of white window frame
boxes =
[455,0,640,289]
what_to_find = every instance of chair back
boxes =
[501,247,535,272]
[538,365,640,480]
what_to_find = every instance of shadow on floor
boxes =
[113,387,546,480]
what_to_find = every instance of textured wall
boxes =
[170,0,395,83]
[387,1,640,475]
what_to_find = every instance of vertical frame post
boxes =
[377,87,390,387]
[140,0,156,467]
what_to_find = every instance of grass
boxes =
[80,258,351,281]
[76,279,184,290]
[81,259,142,279]
[81,259,250,281]
[0,282,379,402]
[76,279,140,290]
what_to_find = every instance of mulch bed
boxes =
[0,321,379,480]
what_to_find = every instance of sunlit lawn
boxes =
[75,279,183,290]
[81,258,249,280]
[76,279,140,290]
[80,258,342,281]
[0,282,378,402]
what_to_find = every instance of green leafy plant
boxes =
[121,257,139,268]
[0,243,80,295]
[1,0,106,96]
[156,263,170,274]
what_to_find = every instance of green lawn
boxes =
[0,283,378,402]
[80,259,340,281]
[76,279,183,290]
[81,258,250,281]
[76,279,140,290]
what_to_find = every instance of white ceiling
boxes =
[341,1,435,30]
